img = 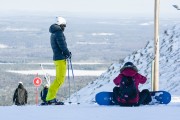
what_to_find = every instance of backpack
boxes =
[118,75,138,101]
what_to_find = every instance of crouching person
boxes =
[113,62,152,106]
[40,84,49,103]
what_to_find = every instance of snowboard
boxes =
[95,91,171,105]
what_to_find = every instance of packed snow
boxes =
[0,102,180,120]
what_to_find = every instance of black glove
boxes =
[65,52,72,59]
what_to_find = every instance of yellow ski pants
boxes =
[46,60,67,101]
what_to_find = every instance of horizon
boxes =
[0,0,180,18]
[0,10,180,19]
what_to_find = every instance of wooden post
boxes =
[151,60,154,91]
[153,0,160,91]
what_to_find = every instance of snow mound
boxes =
[70,24,180,104]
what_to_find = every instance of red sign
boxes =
[33,77,42,87]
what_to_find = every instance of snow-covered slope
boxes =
[1,104,180,120]
[70,24,180,103]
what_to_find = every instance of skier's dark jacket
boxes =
[13,84,28,105]
[49,24,70,60]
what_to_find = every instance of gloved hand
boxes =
[66,52,72,59]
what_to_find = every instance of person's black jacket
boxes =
[40,87,48,102]
[49,24,70,60]
[13,84,28,105]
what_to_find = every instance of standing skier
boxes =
[46,16,71,104]
[13,82,28,106]
[113,62,152,106]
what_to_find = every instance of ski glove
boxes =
[65,52,72,59]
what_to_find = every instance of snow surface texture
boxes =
[0,104,180,120]
[69,24,180,104]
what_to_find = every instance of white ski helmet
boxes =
[45,84,49,87]
[56,16,66,25]
[18,81,23,85]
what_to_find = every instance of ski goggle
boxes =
[60,24,66,27]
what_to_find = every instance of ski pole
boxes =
[69,58,80,104]
[67,59,71,104]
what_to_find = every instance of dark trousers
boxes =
[113,87,121,105]
[113,87,137,106]
[138,89,152,105]
[113,87,152,106]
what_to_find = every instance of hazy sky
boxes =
[0,0,180,17]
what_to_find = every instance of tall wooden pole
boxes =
[153,0,160,91]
